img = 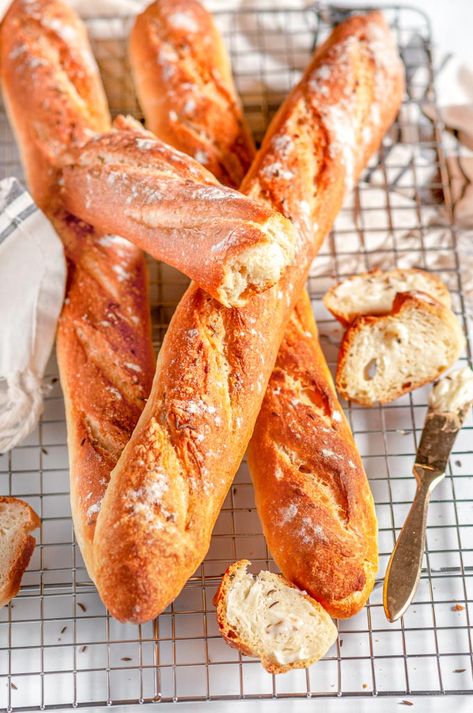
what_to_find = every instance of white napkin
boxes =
[0,178,66,453]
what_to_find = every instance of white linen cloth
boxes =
[0,179,66,453]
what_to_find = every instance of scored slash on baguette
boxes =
[324,268,451,326]
[336,291,464,406]
[214,560,338,674]
[0,497,40,608]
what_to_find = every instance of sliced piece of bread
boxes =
[0,497,40,608]
[324,268,451,325]
[214,560,338,674]
[336,291,464,406]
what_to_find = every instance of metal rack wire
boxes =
[1,3,472,709]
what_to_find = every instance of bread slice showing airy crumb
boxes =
[324,269,451,326]
[336,292,464,406]
[214,560,337,674]
[0,497,40,608]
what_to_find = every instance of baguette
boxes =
[324,268,451,325]
[0,497,40,608]
[91,8,404,622]
[129,0,255,188]
[135,0,385,618]
[0,0,110,214]
[336,291,464,406]
[214,560,338,674]
[248,293,378,617]
[0,0,155,578]
[62,129,298,307]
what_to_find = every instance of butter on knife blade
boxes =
[416,366,473,474]
[429,366,473,415]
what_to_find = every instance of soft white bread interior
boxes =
[0,497,40,608]
[336,291,464,406]
[214,560,338,674]
[324,268,451,325]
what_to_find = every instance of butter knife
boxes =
[383,367,473,623]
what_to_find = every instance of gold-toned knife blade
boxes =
[383,367,473,623]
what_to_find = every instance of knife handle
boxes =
[383,468,443,622]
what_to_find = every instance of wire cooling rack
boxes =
[1,3,473,709]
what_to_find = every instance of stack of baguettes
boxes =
[0,0,404,624]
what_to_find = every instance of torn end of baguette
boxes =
[324,268,451,326]
[216,213,297,307]
[0,497,40,608]
[336,291,464,406]
[214,560,337,674]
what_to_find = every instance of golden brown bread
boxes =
[62,128,298,307]
[129,0,255,187]
[0,497,40,608]
[136,0,386,619]
[248,293,378,618]
[91,8,403,623]
[55,214,154,575]
[0,0,110,213]
[0,0,155,578]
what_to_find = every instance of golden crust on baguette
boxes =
[92,9,404,622]
[336,291,464,406]
[56,213,154,574]
[214,560,338,674]
[136,1,393,621]
[62,128,298,307]
[0,0,155,580]
[0,0,110,212]
[248,292,378,618]
[130,0,255,187]
[0,497,40,608]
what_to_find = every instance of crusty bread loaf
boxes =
[62,128,298,307]
[0,497,40,608]
[324,268,451,325]
[136,0,385,620]
[0,0,110,214]
[129,0,256,188]
[0,0,155,578]
[91,9,404,623]
[248,292,378,618]
[214,560,338,674]
[336,291,464,406]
